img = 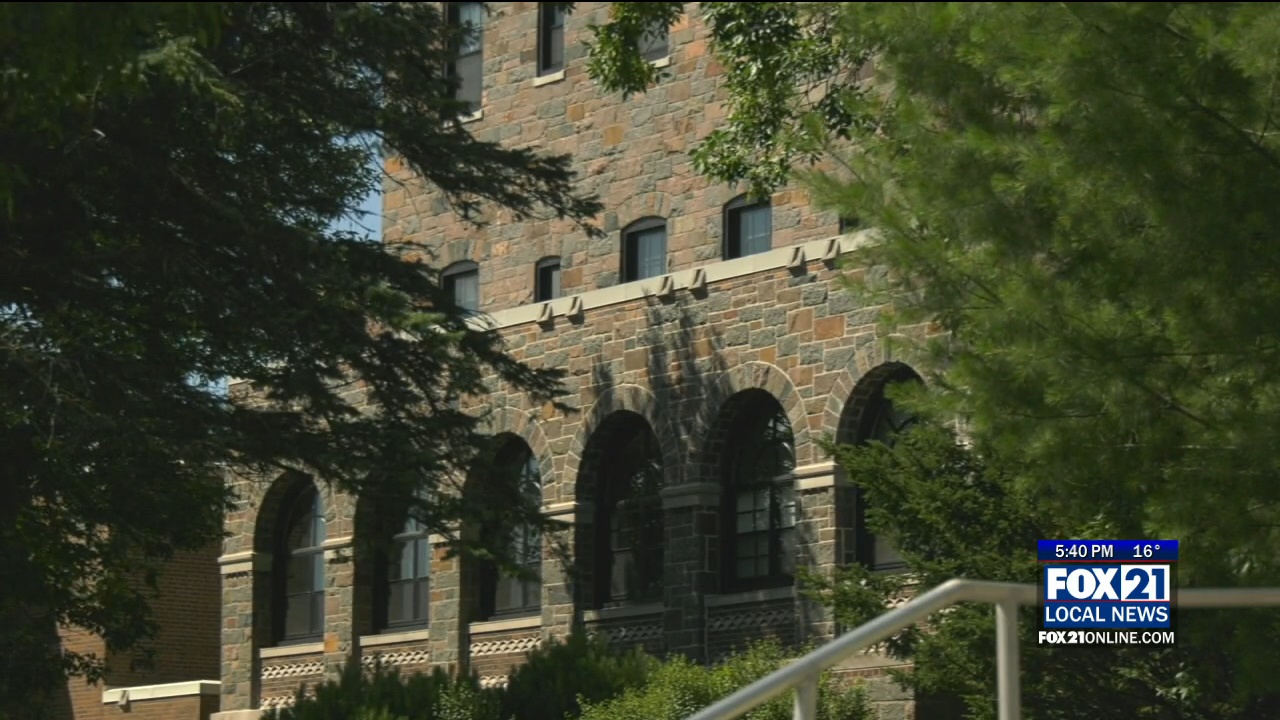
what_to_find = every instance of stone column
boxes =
[428,530,465,673]
[794,461,843,644]
[660,482,720,662]
[321,535,356,679]
[542,501,581,643]
[217,550,269,712]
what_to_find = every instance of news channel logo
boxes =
[1037,540,1178,646]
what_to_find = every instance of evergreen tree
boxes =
[591,2,1280,716]
[1,3,598,713]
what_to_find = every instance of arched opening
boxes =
[473,435,543,621]
[839,362,923,571]
[578,411,665,608]
[713,390,796,592]
[269,480,326,645]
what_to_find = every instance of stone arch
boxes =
[690,361,811,477]
[565,384,682,493]
[476,406,555,504]
[821,333,928,441]
[614,191,675,229]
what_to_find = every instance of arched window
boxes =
[621,217,667,282]
[442,260,480,314]
[595,415,664,606]
[480,439,542,619]
[375,512,431,631]
[723,195,772,259]
[273,484,326,643]
[723,397,796,590]
[852,365,921,571]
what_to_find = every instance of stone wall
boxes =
[219,3,931,718]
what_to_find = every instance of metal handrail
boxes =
[682,579,1280,720]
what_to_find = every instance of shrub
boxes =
[576,640,871,720]
[500,629,657,720]
[265,661,502,720]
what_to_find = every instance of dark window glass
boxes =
[443,262,479,313]
[838,216,861,234]
[538,4,565,75]
[638,20,669,61]
[622,219,667,282]
[725,196,772,259]
[275,485,326,643]
[854,375,919,571]
[725,403,796,590]
[447,2,485,113]
[380,515,431,629]
[480,442,542,619]
[597,418,664,605]
[535,257,561,302]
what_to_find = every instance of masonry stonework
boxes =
[218,4,928,719]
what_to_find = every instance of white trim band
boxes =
[102,680,220,705]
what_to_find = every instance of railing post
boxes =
[995,600,1021,720]
[793,676,817,720]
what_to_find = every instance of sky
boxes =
[332,179,384,241]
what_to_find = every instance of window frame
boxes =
[594,417,665,608]
[374,513,432,632]
[723,195,773,260]
[479,440,543,620]
[534,256,561,302]
[442,260,480,314]
[272,484,326,645]
[446,2,485,113]
[637,20,669,62]
[722,402,797,592]
[537,3,566,76]
[851,370,921,572]
[620,217,668,283]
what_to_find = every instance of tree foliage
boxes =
[588,1,1280,716]
[2,3,599,713]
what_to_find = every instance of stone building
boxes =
[213,3,928,719]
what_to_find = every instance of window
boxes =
[447,2,485,113]
[621,218,667,282]
[376,514,431,630]
[853,371,920,571]
[724,400,796,590]
[724,195,772,259]
[537,3,565,75]
[442,261,479,313]
[838,216,860,234]
[637,20,669,62]
[480,440,542,619]
[596,416,664,605]
[535,257,561,302]
[273,484,326,643]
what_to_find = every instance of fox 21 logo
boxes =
[1045,565,1171,602]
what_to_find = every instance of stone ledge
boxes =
[582,601,664,623]
[360,627,433,648]
[469,614,541,635]
[218,550,269,575]
[532,69,566,87]
[102,680,220,705]
[465,231,873,332]
[705,585,795,608]
[259,641,324,659]
[212,711,263,720]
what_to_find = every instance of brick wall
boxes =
[55,544,221,720]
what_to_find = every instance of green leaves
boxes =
[2,3,599,712]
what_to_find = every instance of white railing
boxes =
[682,579,1280,720]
